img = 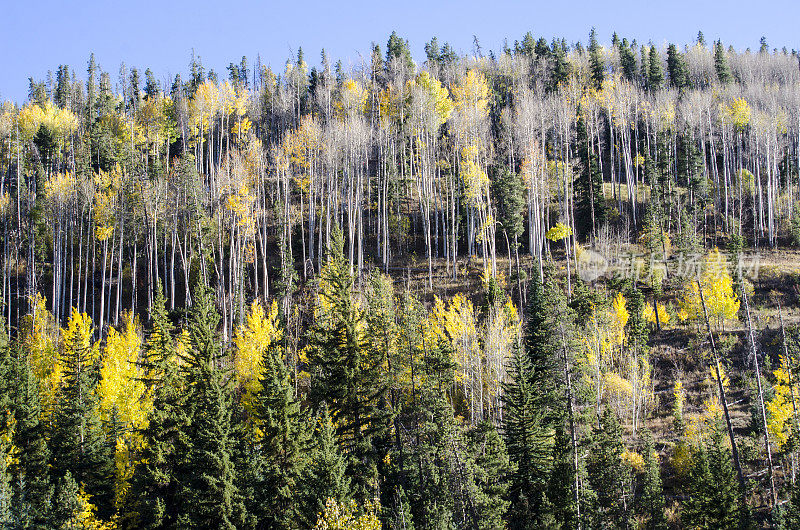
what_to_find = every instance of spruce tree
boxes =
[588,28,604,89]
[502,343,553,527]
[122,283,187,529]
[667,43,690,90]
[11,346,53,528]
[647,45,664,90]
[586,409,631,528]
[575,108,606,237]
[298,404,351,528]
[468,421,511,530]
[547,426,578,528]
[248,323,308,529]
[638,431,666,530]
[714,40,732,84]
[175,286,244,529]
[49,311,115,520]
[683,425,744,529]
[619,39,638,83]
[308,226,388,500]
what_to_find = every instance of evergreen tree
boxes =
[50,472,80,529]
[586,409,631,528]
[638,432,666,530]
[49,311,115,520]
[682,425,744,529]
[248,320,309,529]
[667,43,690,90]
[308,227,388,500]
[619,39,638,83]
[714,40,732,84]
[298,404,351,529]
[647,45,664,90]
[502,343,553,528]
[588,28,605,89]
[175,286,244,529]
[547,426,578,528]
[468,421,511,529]
[122,283,186,530]
[550,39,571,91]
[11,346,53,528]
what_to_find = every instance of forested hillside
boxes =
[1,29,800,528]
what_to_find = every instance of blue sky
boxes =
[1,0,798,103]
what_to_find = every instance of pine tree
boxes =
[714,41,732,84]
[308,226,388,500]
[547,426,577,528]
[502,343,553,527]
[175,286,244,529]
[683,425,744,529]
[588,28,604,89]
[49,310,115,521]
[619,39,638,83]
[50,472,80,528]
[298,404,351,529]
[122,283,187,530]
[586,409,631,528]
[638,431,666,530]
[575,108,606,237]
[647,45,664,90]
[666,44,690,90]
[11,347,53,528]
[550,39,571,91]
[248,319,309,529]
[468,421,511,529]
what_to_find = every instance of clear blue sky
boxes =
[1,0,798,103]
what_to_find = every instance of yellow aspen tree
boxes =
[20,294,61,420]
[233,299,283,417]
[313,498,381,530]
[767,355,799,451]
[97,312,149,507]
[679,248,739,330]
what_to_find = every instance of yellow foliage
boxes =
[611,293,629,330]
[17,100,79,143]
[767,355,799,450]
[233,300,283,416]
[643,302,671,326]
[97,313,150,507]
[21,294,61,417]
[45,172,77,207]
[460,143,489,206]
[546,222,573,242]
[336,79,368,120]
[72,485,115,530]
[452,69,490,117]
[93,168,122,242]
[621,449,646,473]
[61,309,100,365]
[408,71,454,129]
[314,498,381,530]
[604,372,633,397]
[679,248,739,329]
[725,97,751,130]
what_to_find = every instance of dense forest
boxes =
[1,28,800,528]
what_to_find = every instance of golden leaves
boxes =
[336,78,368,120]
[233,300,283,416]
[17,100,79,143]
[679,248,740,329]
[724,97,751,130]
[452,69,490,117]
[545,222,573,242]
